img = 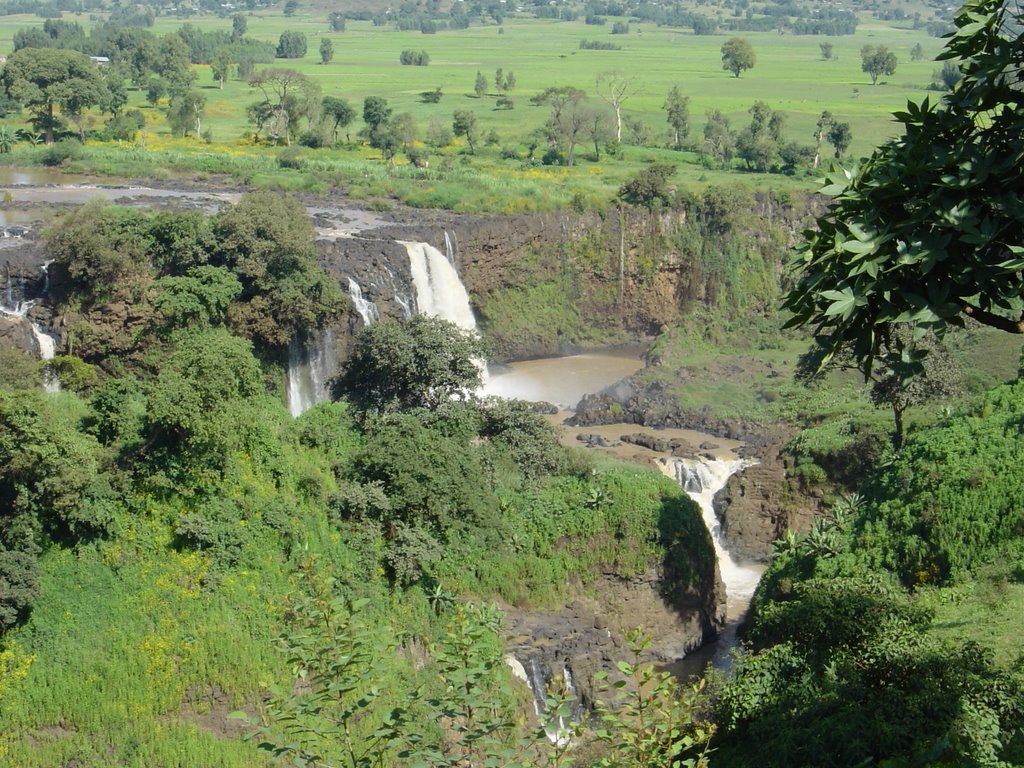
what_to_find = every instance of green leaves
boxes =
[783,0,1024,380]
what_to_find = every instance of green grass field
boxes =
[0,7,953,205]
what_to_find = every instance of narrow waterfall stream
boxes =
[659,456,765,673]
[1,260,61,392]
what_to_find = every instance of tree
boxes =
[702,108,734,165]
[211,48,233,89]
[333,315,485,412]
[211,191,342,348]
[284,0,298,16]
[663,84,690,149]
[596,71,641,143]
[860,44,897,84]
[231,13,247,41]
[474,71,488,97]
[721,37,756,78]
[247,68,314,145]
[826,121,852,158]
[167,90,205,137]
[321,95,355,143]
[618,163,675,210]
[783,0,1024,386]
[328,12,346,32]
[910,42,924,61]
[813,110,833,169]
[1,48,108,144]
[153,33,196,96]
[820,42,834,60]
[362,95,391,135]
[452,110,479,153]
[934,60,962,90]
[277,30,307,59]
[319,37,334,65]
[735,101,783,172]
[504,71,516,91]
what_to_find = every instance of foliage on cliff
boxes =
[47,192,343,359]
[0,303,712,765]
[713,378,1024,767]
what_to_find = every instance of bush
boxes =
[399,49,430,66]
[40,139,83,167]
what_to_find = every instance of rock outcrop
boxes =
[504,563,724,713]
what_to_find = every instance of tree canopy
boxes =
[720,37,756,78]
[0,48,108,143]
[333,315,486,413]
[783,0,1024,381]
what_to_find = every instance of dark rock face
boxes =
[504,565,724,713]
[713,443,819,561]
[0,315,37,355]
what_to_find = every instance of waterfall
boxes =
[286,328,339,418]
[347,277,379,326]
[3,262,17,312]
[386,266,413,320]
[286,336,311,418]
[661,456,764,616]
[506,656,578,745]
[443,230,457,264]
[1,261,61,392]
[401,241,477,331]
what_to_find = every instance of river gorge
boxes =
[0,169,810,717]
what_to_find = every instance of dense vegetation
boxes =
[0,195,718,765]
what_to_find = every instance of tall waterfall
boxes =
[347,277,380,326]
[661,456,764,618]
[401,241,477,331]
[659,456,764,671]
[286,328,339,417]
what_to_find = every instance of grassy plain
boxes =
[0,8,952,205]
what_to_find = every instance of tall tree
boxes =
[231,13,247,41]
[247,68,313,145]
[720,37,756,78]
[321,96,355,143]
[663,84,690,149]
[167,90,205,137]
[1,48,108,143]
[827,121,852,158]
[783,0,1024,385]
[276,30,308,60]
[860,45,897,85]
[452,110,478,153]
[211,48,233,89]
[813,110,833,169]
[319,38,334,65]
[595,71,641,143]
[474,71,488,97]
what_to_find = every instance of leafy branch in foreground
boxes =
[232,561,404,768]
[594,629,714,768]
[783,0,1024,383]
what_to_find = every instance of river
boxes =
[484,350,765,673]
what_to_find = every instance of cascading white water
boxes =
[386,266,413,320]
[286,336,310,418]
[506,655,576,745]
[654,455,765,675]
[286,328,339,417]
[1,261,61,392]
[443,230,457,264]
[347,277,380,326]
[401,241,477,331]
[660,456,764,620]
